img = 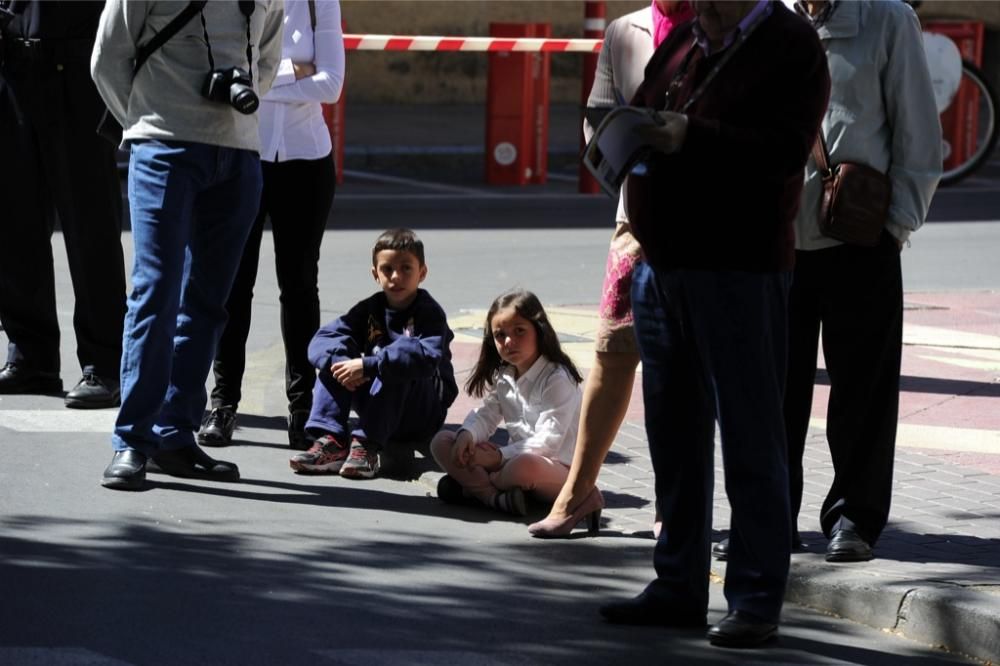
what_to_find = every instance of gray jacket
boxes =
[91,0,284,152]
[795,0,942,249]
[584,7,656,224]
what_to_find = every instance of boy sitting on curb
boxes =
[291,228,458,478]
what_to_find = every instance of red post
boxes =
[578,1,605,193]
[486,23,550,186]
[530,22,551,185]
[321,19,347,185]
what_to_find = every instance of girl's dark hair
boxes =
[464,289,583,398]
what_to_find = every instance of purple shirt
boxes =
[693,0,773,55]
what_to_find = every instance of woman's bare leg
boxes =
[544,350,640,520]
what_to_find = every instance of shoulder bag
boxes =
[812,133,892,247]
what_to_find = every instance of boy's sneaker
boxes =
[289,434,349,473]
[339,440,380,479]
[198,407,237,447]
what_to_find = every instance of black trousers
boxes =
[0,43,126,377]
[211,154,336,414]
[784,232,903,546]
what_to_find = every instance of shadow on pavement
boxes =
[0,514,971,666]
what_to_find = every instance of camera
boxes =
[201,67,259,115]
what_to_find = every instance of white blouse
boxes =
[258,0,345,162]
[461,357,582,466]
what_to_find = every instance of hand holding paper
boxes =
[635,111,688,155]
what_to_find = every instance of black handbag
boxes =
[96,1,207,145]
[812,134,892,247]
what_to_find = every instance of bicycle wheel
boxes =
[940,61,999,186]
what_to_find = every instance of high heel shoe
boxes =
[528,488,604,538]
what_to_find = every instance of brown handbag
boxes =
[812,134,892,247]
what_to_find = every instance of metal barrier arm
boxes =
[343,34,602,52]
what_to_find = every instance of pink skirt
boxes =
[596,221,641,354]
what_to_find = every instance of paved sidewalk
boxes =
[422,293,1000,665]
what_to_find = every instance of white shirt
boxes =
[258,0,345,162]
[461,357,582,466]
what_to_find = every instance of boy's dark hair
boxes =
[372,227,425,266]
[465,289,583,398]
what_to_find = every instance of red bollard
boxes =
[530,23,552,185]
[578,1,605,194]
[321,20,347,185]
[485,22,550,185]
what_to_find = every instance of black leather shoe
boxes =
[0,362,62,395]
[197,407,237,447]
[707,610,777,648]
[599,592,707,627]
[287,409,312,450]
[101,449,148,490]
[826,529,873,562]
[65,373,120,409]
[147,444,240,481]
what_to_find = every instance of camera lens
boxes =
[230,83,259,115]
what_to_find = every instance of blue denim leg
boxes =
[681,269,791,622]
[353,377,444,448]
[306,370,354,442]
[634,262,792,623]
[113,140,261,454]
[632,262,716,617]
[306,371,445,449]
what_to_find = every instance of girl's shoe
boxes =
[436,474,477,506]
[491,487,527,516]
[527,487,604,538]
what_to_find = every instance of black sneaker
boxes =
[0,362,62,395]
[65,373,120,409]
[492,487,527,516]
[437,474,477,506]
[197,407,237,447]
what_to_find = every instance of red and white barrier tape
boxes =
[343,34,603,53]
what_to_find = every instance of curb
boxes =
[717,557,1000,664]
[416,467,1000,664]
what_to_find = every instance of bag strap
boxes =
[133,1,207,74]
[811,131,832,176]
[308,0,317,31]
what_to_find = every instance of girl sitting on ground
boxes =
[430,289,591,523]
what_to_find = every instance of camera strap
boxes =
[200,1,256,82]
[134,1,207,74]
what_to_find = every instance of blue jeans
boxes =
[632,261,792,623]
[113,140,262,454]
[307,370,446,450]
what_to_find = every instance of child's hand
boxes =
[453,430,477,468]
[331,359,367,391]
[469,443,503,472]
